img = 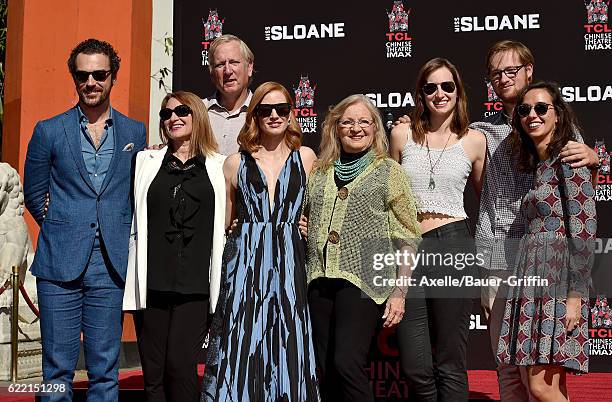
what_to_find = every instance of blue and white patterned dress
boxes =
[202,150,320,402]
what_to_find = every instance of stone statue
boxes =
[0,163,30,286]
[0,162,41,380]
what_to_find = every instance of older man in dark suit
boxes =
[24,38,146,401]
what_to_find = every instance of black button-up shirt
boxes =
[146,150,215,294]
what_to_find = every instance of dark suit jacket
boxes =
[24,106,147,282]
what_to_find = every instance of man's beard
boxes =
[79,86,111,108]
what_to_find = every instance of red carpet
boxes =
[467,370,612,401]
[2,369,612,401]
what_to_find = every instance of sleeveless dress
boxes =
[496,158,596,374]
[201,150,320,402]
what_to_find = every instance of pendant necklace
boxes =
[425,131,452,190]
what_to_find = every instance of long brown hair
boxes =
[237,82,302,154]
[411,58,470,144]
[316,94,388,169]
[510,82,580,171]
[159,91,218,156]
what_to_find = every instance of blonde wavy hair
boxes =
[237,82,302,154]
[316,94,388,169]
[159,91,218,157]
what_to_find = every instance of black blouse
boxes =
[147,150,215,294]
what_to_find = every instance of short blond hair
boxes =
[208,34,254,73]
[486,40,534,73]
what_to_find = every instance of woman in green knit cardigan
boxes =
[305,94,421,402]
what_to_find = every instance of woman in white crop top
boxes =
[389,58,486,402]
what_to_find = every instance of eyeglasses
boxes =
[338,119,374,129]
[422,81,456,96]
[159,104,192,121]
[73,70,111,83]
[516,102,554,118]
[255,103,292,118]
[488,65,525,82]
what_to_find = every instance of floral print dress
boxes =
[496,157,596,373]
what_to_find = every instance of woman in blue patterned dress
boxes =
[497,82,596,402]
[202,82,320,402]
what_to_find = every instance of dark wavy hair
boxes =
[67,38,121,78]
[411,58,470,145]
[510,81,580,171]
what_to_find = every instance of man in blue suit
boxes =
[24,38,146,401]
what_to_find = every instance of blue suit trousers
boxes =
[37,238,124,402]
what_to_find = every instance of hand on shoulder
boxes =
[391,121,410,133]
[393,114,412,126]
[560,140,599,169]
[390,123,411,141]
[389,123,411,163]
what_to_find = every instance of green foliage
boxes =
[151,33,173,94]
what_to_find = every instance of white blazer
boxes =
[122,148,227,313]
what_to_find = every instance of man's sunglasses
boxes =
[73,70,111,83]
[516,102,553,118]
[159,104,192,121]
[255,103,292,118]
[422,81,456,96]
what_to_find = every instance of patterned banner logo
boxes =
[202,9,225,66]
[385,1,412,59]
[293,75,318,134]
[583,0,611,50]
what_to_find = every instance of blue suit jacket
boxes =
[24,106,147,282]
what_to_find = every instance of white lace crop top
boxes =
[400,135,472,218]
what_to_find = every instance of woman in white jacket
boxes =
[123,91,226,402]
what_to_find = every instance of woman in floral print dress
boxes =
[496,82,596,402]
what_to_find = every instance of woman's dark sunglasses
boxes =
[159,104,192,121]
[517,102,553,118]
[73,70,111,83]
[422,81,456,95]
[256,103,292,118]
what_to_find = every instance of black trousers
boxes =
[134,290,209,402]
[397,220,474,402]
[308,278,383,402]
